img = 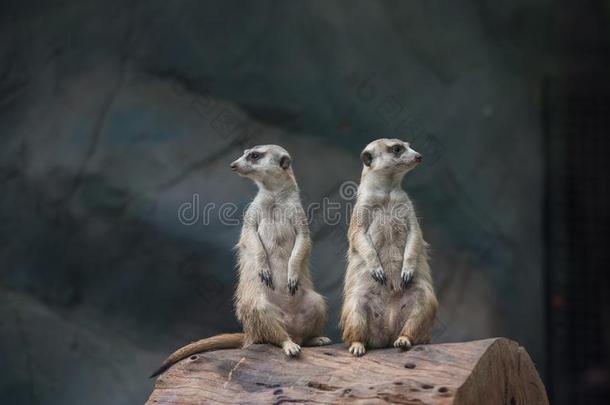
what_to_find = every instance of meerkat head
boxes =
[230,144,294,188]
[360,138,422,175]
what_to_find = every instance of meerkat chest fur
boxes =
[367,189,411,250]
[360,188,415,284]
[250,192,299,275]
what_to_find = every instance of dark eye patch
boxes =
[247,151,264,162]
[389,144,405,155]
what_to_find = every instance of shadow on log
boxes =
[146,338,548,404]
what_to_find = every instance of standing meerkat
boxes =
[340,138,438,357]
[151,145,330,377]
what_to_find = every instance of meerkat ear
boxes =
[361,150,373,167]
[279,155,291,169]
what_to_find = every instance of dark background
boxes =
[0,1,607,404]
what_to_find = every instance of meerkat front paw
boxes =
[258,270,274,289]
[287,277,300,296]
[400,269,414,289]
[348,342,366,357]
[370,267,387,286]
[282,340,301,357]
[393,335,412,351]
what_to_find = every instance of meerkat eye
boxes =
[248,152,262,161]
[391,144,405,154]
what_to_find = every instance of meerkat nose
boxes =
[414,154,423,163]
[230,162,238,171]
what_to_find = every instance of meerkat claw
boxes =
[282,341,301,357]
[393,336,412,351]
[287,278,300,295]
[349,342,366,357]
[259,271,274,289]
[371,269,387,285]
[400,270,414,289]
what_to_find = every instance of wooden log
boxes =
[146,338,548,404]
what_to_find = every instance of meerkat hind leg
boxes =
[341,292,369,357]
[243,300,302,358]
[396,287,437,350]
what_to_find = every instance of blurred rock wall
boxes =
[0,1,551,403]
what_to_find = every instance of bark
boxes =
[146,338,548,404]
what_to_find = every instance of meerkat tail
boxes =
[150,333,244,378]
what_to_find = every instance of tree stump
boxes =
[146,338,548,404]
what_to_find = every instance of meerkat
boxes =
[151,145,330,377]
[340,138,438,357]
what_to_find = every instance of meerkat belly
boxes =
[364,289,419,347]
[368,210,408,288]
[258,217,318,340]
[282,290,320,341]
[365,205,410,346]
[259,217,295,284]
[257,217,302,317]
[362,291,393,347]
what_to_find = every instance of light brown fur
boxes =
[340,139,438,357]
[151,145,329,377]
